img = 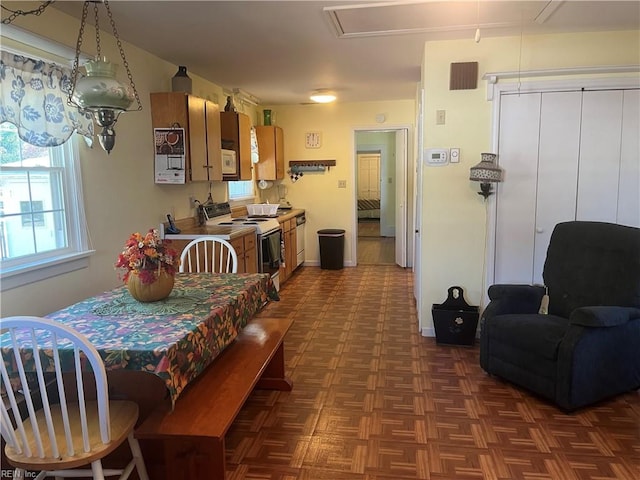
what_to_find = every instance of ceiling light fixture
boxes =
[68,0,142,154]
[1,0,142,154]
[310,90,337,103]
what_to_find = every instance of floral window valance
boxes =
[0,50,94,147]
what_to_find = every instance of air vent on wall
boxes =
[450,62,478,90]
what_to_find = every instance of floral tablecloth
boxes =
[1,273,279,405]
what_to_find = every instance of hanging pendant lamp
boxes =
[67,0,142,154]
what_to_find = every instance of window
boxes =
[0,123,92,291]
[228,180,255,202]
[20,200,45,227]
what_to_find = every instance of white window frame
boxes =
[227,180,256,203]
[0,52,94,292]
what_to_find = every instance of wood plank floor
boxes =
[358,220,395,265]
[225,265,640,479]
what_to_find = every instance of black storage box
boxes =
[432,286,479,346]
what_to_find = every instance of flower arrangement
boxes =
[115,229,179,284]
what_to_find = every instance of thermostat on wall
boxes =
[424,148,449,165]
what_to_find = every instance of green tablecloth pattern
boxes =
[1,273,279,405]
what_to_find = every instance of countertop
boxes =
[161,208,305,240]
[275,208,305,223]
[161,217,255,240]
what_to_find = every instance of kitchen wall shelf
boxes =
[289,160,336,173]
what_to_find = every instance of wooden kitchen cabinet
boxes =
[230,232,258,274]
[255,125,284,180]
[279,217,296,283]
[169,231,256,274]
[220,111,252,181]
[150,92,222,182]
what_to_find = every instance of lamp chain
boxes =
[104,0,142,111]
[94,1,102,59]
[68,1,91,108]
[1,1,55,25]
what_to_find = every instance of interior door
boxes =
[619,89,640,227]
[495,87,640,286]
[494,92,541,285]
[395,129,407,267]
[577,90,624,223]
[532,91,581,283]
[357,153,381,200]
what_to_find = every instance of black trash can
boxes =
[317,229,345,270]
[432,286,479,346]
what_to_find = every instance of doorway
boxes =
[354,129,409,266]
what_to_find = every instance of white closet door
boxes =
[533,91,582,284]
[577,90,624,222]
[494,87,639,287]
[357,153,381,199]
[618,89,640,227]
[494,93,541,284]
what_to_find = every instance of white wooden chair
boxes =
[0,316,149,480]
[179,236,239,273]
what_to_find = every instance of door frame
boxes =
[487,76,640,303]
[352,125,412,268]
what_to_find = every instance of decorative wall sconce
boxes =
[469,153,503,199]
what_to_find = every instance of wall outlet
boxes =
[338,180,347,188]
[189,195,196,208]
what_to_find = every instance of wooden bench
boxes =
[135,315,294,479]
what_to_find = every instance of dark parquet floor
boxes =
[225,265,640,479]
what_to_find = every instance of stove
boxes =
[205,203,281,235]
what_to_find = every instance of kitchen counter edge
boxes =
[276,209,305,223]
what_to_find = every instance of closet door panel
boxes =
[577,90,623,222]
[533,91,582,285]
[618,89,640,227]
[495,93,541,284]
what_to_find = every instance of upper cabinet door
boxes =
[205,100,222,181]
[150,92,222,182]
[188,96,208,182]
[220,111,252,181]
[255,126,284,180]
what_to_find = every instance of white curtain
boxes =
[0,51,94,147]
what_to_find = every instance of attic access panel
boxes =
[323,1,542,38]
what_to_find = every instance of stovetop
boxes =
[204,203,280,234]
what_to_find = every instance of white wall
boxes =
[1,6,257,317]
[419,30,640,335]
[256,102,415,266]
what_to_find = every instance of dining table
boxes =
[1,272,280,407]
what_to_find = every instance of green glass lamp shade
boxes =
[72,58,134,111]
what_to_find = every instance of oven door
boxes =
[259,227,282,287]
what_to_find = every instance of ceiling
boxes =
[47,1,640,105]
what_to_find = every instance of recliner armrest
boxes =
[482,284,546,320]
[569,306,640,327]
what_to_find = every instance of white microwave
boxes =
[221,149,237,175]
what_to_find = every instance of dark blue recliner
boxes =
[480,221,640,411]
